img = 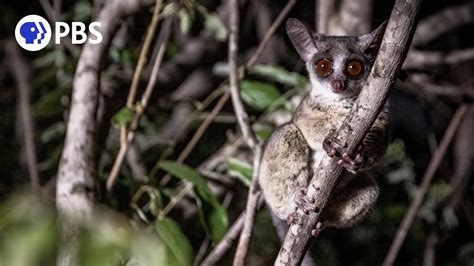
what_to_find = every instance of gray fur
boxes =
[259,19,389,232]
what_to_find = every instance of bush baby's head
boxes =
[286,18,387,98]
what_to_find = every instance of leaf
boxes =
[111,107,135,126]
[40,122,65,144]
[159,161,207,189]
[178,8,191,34]
[194,187,229,243]
[155,217,193,266]
[129,231,181,266]
[226,158,253,186]
[162,2,178,17]
[254,123,275,141]
[204,13,228,42]
[250,64,308,87]
[240,80,281,111]
[159,161,228,242]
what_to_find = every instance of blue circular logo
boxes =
[15,15,52,51]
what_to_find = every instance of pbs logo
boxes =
[15,14,103,51]
[15,15,52,51]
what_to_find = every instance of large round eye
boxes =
[346,60,363,78]
[315,58,333,77]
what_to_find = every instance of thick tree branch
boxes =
[383,104,469,266]
[276,0,422,264]
[55,0,153,264]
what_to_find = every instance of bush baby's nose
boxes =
[330,79,345,93]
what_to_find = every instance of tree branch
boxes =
[383,104,469,266]
[406,74,474,100]
[159,0,297,186]
[55,0,154,264]
[228,0,258,150]
[121,0,163,145]
[38,0,79,56]
[228,1,263,264]
[201,197,265,266]
[316,0,335,33]
[412,2,474,46]
[106,17,172,191]
[276,0,422,264]
[404,48,474,69]
[6,40,40,193]
[338,0,374,35]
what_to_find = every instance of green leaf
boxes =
[159,161,207,189]
[194,187,229,243]
[155,217,193,266]
[40,122,65,144]
[178,8,191,34]
[204,13,228,42]
[162,2,178,17]
[129,231,180,266]
[254,123,275,141]
[250,64,308,87]
[226,158,253,186]
[240,80,281,111]
[111,107,135,126]
[159,161,228,242]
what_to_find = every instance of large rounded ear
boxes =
[358,21,388,59]
[286,18,317,62]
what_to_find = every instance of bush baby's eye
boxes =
[315,58,332,77]
[346,60,363,78]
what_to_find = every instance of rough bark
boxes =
[55,0,153,265]
[275,0,422,264]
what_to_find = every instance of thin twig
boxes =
[228,0,258,150]
[159,0,298,186]
[233,162,262,266]
[6,40,40,193]
[406,74,474,100]
[229,0,262,255]
[121,0,163,144]
[404,48,474,69]
[382,104,469,266]
[38,0,79,56]
[412,2,474,46]
[422,230,439,266]
[245,0,297,68]
[106,17,172,191]
[159,88,230,186]
[201,197,265,266]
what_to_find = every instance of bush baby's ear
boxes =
[286,18,318,62]
[359,20,388,59]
